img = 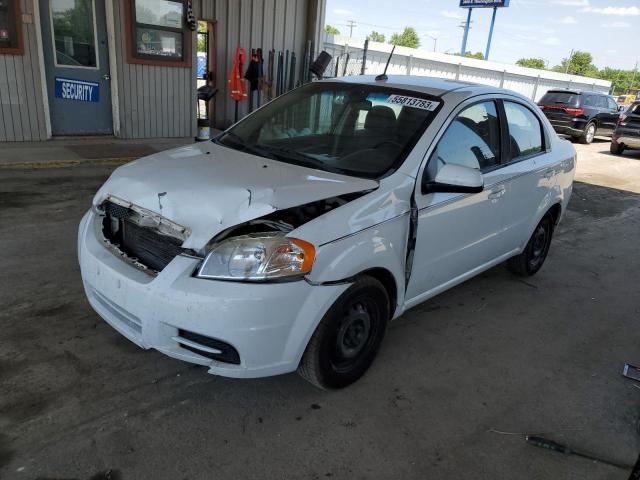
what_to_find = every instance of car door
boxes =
[405,100,510,303]
[594,96,617,135]
[603,97,621,135]
[498,100,551,249]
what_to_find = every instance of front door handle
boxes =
[488,185,506,202]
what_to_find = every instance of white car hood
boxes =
[94,141,378,249]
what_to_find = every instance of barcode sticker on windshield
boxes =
[386,95,440,111]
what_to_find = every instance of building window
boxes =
[50,0,98,68]
[126,0,191,67]
[0,0,23,55]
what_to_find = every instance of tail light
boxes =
[564,107,584,116]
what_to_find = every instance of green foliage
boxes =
[516,58,546,69]
[324,24,340,36]
[552,50,598,77]
[599,67,640,95]
[464,51,484,60]
[367,31,385,43]
[389,27,420,49]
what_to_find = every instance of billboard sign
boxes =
[459,0,509,7]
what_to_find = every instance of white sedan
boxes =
[78,76,576,389]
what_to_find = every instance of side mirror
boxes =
[422,164,484,194]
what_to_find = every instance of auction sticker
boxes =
[386,94,439,111]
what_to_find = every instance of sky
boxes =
[324,0,639,70]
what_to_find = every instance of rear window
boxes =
[539,91,580,106]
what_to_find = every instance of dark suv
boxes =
[610,101,640,155]
[538,89,620,144]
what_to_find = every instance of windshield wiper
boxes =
[216,132,277,160]
[258,145,350,175]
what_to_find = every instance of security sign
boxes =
[55,77,100,103]
[459,0,509,7]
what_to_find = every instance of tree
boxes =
[389,27,420,49]
[464,51,484,60]
[552,50,597,77]
[324,25,340,36]
[516,58,546,70]
[367,31,385,43]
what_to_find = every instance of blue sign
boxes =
[459,0,509,7]
[55,77,100,103]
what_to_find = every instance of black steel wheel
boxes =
[298,276,389,389]
[507,213,554,276]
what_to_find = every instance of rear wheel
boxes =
[507,213,554,276]
[610,139,625,155]
[579,122,596,144]
[298,276,389,389]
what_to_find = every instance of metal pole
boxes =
[460,8,472,56]
[484,7,497,61]
[565,49,574,74]
[361,39,368,75]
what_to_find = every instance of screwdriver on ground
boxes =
[526,435,633,471]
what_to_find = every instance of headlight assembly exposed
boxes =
[196,233,315,281]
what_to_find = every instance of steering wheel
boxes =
[373,140,403,149]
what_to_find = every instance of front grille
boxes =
[177,329,241,364]
[102,201,184,272]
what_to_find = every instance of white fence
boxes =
[324,36,611,102]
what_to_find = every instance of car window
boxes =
[430,101,501,172]
[504,101,543,159]
[596,96,608,109]
[539,91,579,106]
[631,104,640,115]
[607,98,618,110]
[583,95,595,107]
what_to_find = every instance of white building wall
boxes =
[324,36,611,101]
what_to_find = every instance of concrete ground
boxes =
[1,139,639,479]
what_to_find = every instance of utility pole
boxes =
[346,20,357,38]
[459,10,473,57]
[564,49,574,74]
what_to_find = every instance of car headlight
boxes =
[196,233,315,281]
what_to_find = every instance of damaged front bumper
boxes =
[78,210,349,378]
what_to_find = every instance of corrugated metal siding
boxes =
[112,0,195,139]
[195,0,312,128]
[325,37,612,101]
[0,0,48,141]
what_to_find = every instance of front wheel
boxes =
[507,213,555,276]
[298,276,389,389]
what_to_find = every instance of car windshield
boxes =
[215,82,441,179]
[539,91,580,106]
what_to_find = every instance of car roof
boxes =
[321,75,502,98]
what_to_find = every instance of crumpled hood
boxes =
[94,141,378,249]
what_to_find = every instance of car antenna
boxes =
[375,45,396,81]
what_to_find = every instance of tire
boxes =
[298,276,390,389]
[578,122,596,144]
[610,139,625,155]
[507,213,555,276]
